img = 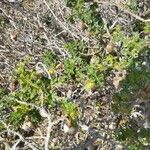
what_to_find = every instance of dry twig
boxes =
[96,0,150,22]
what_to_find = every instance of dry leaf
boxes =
[113,70,126,91]
[106,42,115,54]
[22,121,34,132]
[10,29,18,41]
[75,20,87,31]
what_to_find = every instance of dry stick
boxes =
[124,10,150,22]
[12,98,52,150]
[13,98,40,109]
[26,136,45,140]
[118,6,150,22]
[43,0,81,40]
[36,62,51,79]
[11,62,62,150]
[102,18,112,38]
[110,19,118,29]
[58,2,91,42]
[11,139,22,150]
[0,8,17,28]
[0,121,37,150]
[45,116,52,150]
[56,1,90,41]
[96,1,150,22]
[44,32,69,58]
[35,61,63,150]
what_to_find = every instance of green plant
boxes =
[0,59,56,129]
[112,37,150,149]
[61,99,79,127]
[0,87,7,99]
[124,0,137,12]
[42,50,59,67]
[0,16,9,28]
[0,1,149,149]
[66,0,103,36]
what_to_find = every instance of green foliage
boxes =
[61,99,79,127]
[91,28,146,83]
[112,61,150,148]
[0,16,9,28]
[0,60,54,129]
[114,121,150,150]
[42,50,59,67]
[0,1,149,149]
[0,87,7,99]
[0,122,4,132]
[64,40,87,57]
[112,22,150,148]
[125,0,137,12]
[64,58,76,79]
[87,64,104,87]
[14,61,53,106]
[112,55,150,114]
[144,22,150,33]
[66,0,103,35]
[8,105,31,128]
[112,24,150,146]
[64,40,105,87]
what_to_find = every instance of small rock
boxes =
[63,124,76,135]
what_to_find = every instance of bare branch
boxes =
[96,0,150,22]
[43,0,80,40]
[0,121,37,150]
